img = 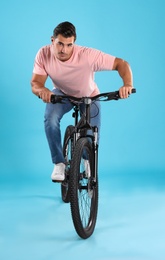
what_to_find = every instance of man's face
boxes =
[51,34,75,62]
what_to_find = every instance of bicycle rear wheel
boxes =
[61,125,74,203]
[70,137,98,239]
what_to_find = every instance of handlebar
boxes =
[50,88,136,104]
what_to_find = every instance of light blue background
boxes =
[0,0,165,259]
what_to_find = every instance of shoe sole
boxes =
[52,178,65,183]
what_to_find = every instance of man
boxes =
[31,21,133,182]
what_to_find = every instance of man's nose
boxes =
[61,45,66,53]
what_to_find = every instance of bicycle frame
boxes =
[51,89,136,184]
[51,89,136,183]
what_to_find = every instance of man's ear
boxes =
[51,36,54,43]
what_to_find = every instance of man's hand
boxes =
[38,88,54,103]
[31,73,54,103]
[119,85,133,99]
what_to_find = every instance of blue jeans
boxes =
[44,89,101,164]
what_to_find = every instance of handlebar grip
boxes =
[51,95,64,104]
[131,88,136,94]
[51,95,57,103]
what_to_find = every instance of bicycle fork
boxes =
[92,126,98,185]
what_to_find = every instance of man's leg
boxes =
[44,89,73,164]
[90,100,101,139]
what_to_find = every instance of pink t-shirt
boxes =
[33,44,115,97]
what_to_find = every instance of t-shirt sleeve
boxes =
[33,49,48,75]
[86,48,116,72]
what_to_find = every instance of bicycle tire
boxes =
[61,125,74,203]
[70,137,98,239]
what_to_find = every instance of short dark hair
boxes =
[53,21,77,41]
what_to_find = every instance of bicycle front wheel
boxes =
[70,137,98,239]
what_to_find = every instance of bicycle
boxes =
[51,88,136,239]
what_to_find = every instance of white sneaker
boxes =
[84,160,91,178]
[51,163,65,181]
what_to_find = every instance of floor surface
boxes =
[0,169,165,260]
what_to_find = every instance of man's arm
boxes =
[31,73,54,103]
[112,58,133,98]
